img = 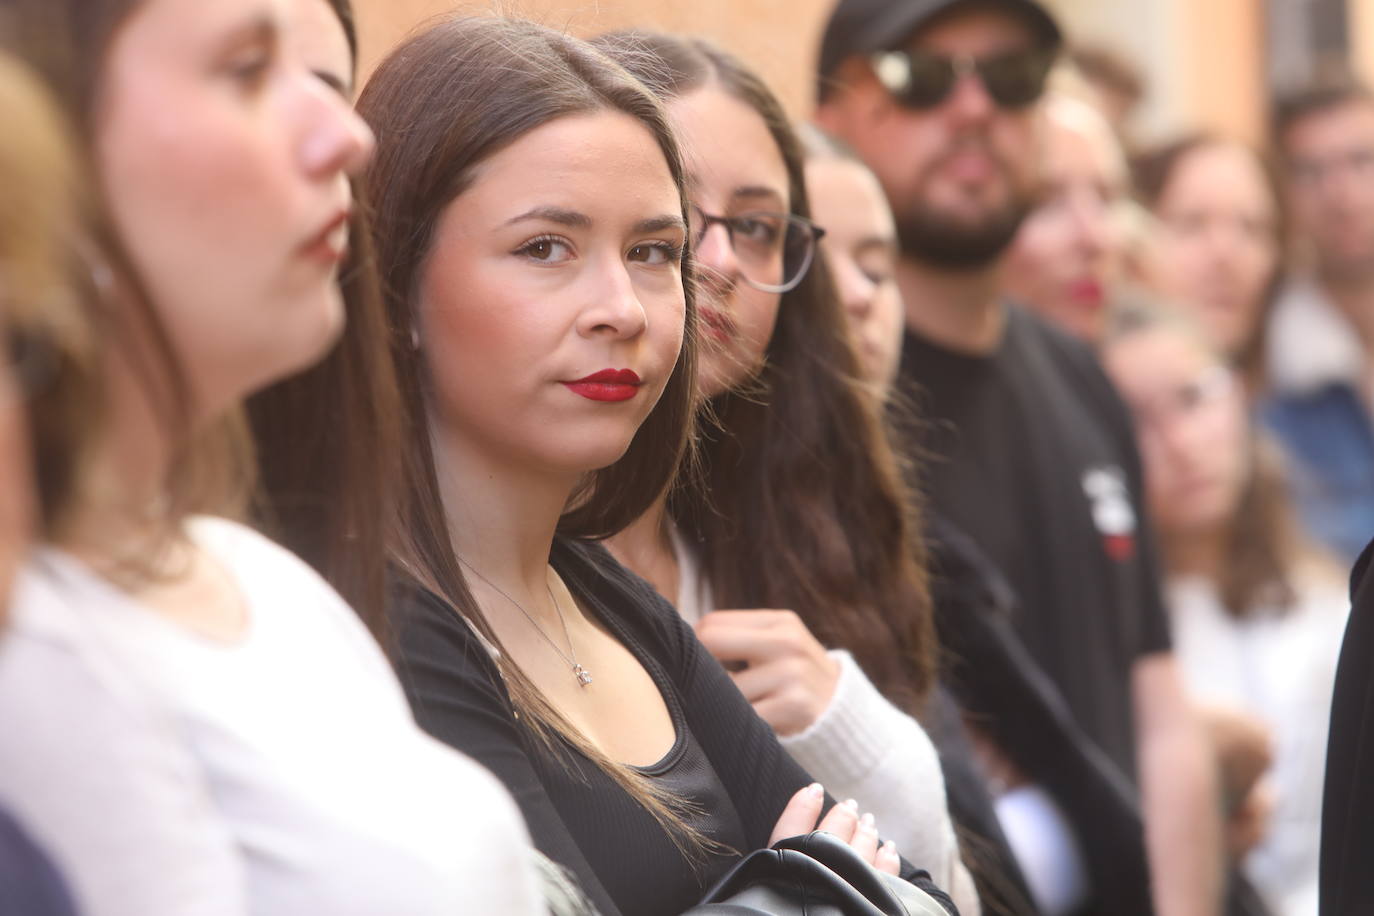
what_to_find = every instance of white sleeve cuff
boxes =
[779,650,911,786]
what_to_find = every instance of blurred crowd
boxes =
[0,0,1370,915]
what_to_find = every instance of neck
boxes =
[603,492,679,603]
[62,348,180,566]
[895,256,1007,355]
[1162,521,1229,584]
[430,415,576,608]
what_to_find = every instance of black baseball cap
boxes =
[817,0,1062,100]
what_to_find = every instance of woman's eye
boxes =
[628,242,683,266]
[734,217,780,244]
[517,237,574,263]
[224,41,275,88]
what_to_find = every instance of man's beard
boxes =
[896,196,1033,270]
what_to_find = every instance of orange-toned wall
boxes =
[354,0,837,118]
[354,0,1270,142]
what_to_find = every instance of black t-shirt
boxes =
[389,538,952,916]
[896,306,1171,780]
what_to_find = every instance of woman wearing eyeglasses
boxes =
[591,32,978,915]
[1102,300,1346,916]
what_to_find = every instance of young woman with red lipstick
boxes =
[356,18,954,916]
[592,32,979,915]
[0,1,542,913]
[1002,93,1129,345]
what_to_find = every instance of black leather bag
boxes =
[682,831,956,916]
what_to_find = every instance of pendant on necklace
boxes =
[573,664,593,687]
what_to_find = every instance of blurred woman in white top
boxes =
[1102,300,1346,916]
[0,0,542,913]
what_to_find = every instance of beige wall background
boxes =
[355,0,838,118]
[355,0,1344,149]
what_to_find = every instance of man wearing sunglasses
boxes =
[815,3,1225,916]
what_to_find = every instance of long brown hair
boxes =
[0,0,252,554]
[247,0,403,637]
[595,31,937,714]
[356,16,703,851]
[1131,134,1287,389]
[0,51,98,537]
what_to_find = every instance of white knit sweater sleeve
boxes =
[779,650,980,916]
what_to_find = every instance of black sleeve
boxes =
[388,586,624,916]
[1320,537,1374,915]
[567,542,958,912]
[927,516,1154,916]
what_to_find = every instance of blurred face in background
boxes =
[817,7,1048,269]
[95,0,374,419]
[669,84,789,397]
[806,155,905,392]
[1104,324,1250,537]
[1282,100,1374,282]
[1003,97,1126,343]
[1148,142,1279,358]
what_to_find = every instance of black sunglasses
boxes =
[870,47,1055,110]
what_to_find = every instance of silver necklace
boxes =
[459,558,592,688]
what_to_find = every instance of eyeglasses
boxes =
[870,47,1055,110]
[688,205,825,294]
[1131,366,1235,432]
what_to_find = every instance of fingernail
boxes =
[881,840,898,857]
[860,812,876,831]
[806,782,824,800]
[843,798,859,811]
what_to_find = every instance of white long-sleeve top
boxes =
[1167,573,1349,916]
[671,528,980,915]
[0,517,543,916]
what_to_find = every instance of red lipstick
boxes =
[562,368,642,402]
[698,306,734,342]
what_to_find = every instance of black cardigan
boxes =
[390,538,954,916]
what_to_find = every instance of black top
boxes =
[1320,537,1374,915]
[390,538,953,916]
[928,514,1152,916]
[0,806,79,916]
[896,306,1172,779]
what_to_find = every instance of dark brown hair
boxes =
[0,0,252,553]
[247,0,403,636]
[1132,134,1286,389]
[1107,298,1306,618]
[356,15,701,849]
[595,31,937,714]
[0,51,98,536]
[1271,78,1374,158]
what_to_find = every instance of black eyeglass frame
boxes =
[869,46,1057,111]
[689,206,826,294]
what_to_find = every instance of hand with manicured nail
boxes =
[768,785,899,874]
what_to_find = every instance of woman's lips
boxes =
[561,368,642,402]
[1067,277,1105,307]
[301,210,351,265]
[698,306,734,342]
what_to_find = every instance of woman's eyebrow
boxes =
[634,215,687,234]
[504,206,592,228]
[731,185,785,206]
